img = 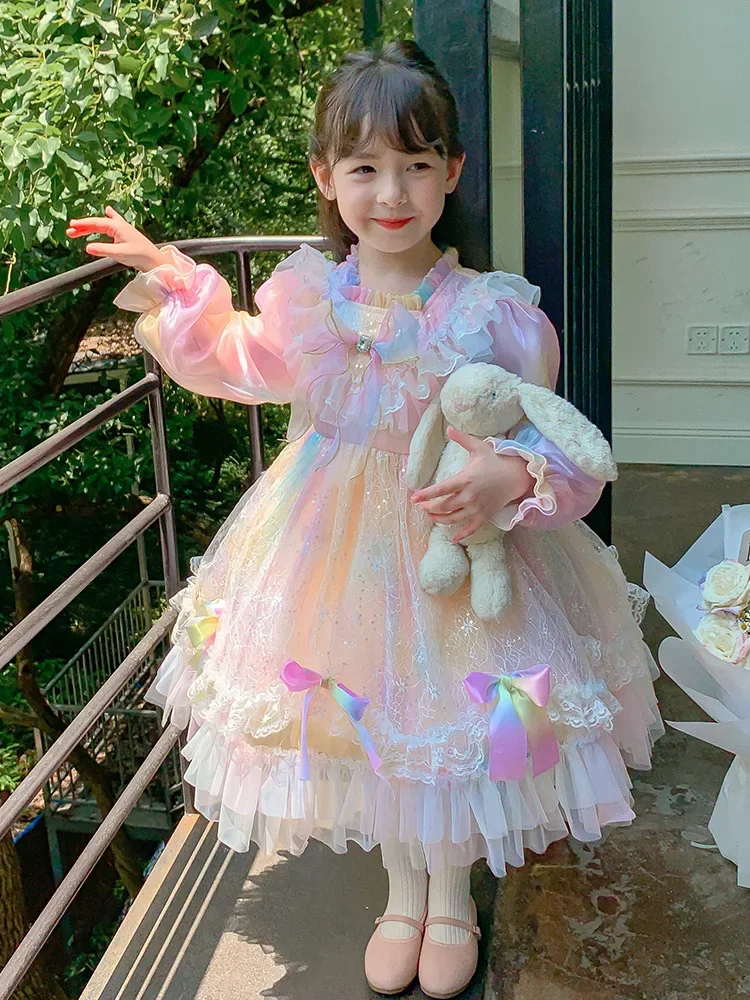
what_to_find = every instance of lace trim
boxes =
[486,439,558,529]
[161,607,651,780]
[341,243,461,310]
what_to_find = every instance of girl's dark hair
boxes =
[309,39,464,261]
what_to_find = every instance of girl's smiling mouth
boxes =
[373,217,414,229]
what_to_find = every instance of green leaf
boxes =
[154,53,168,81]
[229,87,248,116]
[117,53,142,76]
[192,12,219,38]
[37,136,61,166]
[94,15,121,37]
[57,147,85,168]
[93,59,116,76]
[2,144,24,171]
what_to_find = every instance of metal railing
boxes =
[39,580,178,820]
[0,234,330,999]
[44,579,167,709]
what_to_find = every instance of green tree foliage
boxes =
[0,0,413,748]
[1,0,319,254]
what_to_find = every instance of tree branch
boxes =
[0,703,38,729]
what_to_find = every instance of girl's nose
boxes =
[377,179,407,206]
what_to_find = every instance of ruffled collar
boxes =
[337,243,460,311]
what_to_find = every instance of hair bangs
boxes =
[327,68,448,166]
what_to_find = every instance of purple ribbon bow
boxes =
[464,664,559,782]
[280,660,382,781]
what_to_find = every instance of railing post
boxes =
[142,354,180,599]
[141,352,194,814]
[236,251,265,485]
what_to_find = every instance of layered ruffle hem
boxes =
[144,430,663,876]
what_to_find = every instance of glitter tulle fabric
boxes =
[113,242,663,875]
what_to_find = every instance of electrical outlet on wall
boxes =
[687,325,718,354]
[718,325,750,354]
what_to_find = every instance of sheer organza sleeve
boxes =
[457,272,607,531]
[112,242,331,405]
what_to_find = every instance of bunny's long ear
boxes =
[517,383,618,482]
[406,398,446,490]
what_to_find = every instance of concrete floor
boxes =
[484,464,750,1000]
[81,464,750,1000]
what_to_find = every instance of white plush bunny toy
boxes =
[406,363,618,621]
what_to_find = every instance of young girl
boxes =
[67,40,662,1000]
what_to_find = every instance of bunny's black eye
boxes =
[491,391,497,398]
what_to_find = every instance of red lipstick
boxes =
[373,217,414,230]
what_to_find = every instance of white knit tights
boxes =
[379,840,428,940]
[379,841,472,945]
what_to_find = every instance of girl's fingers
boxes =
[446,426,483,453]
[68,216,114,228]
[84,242,126,256]
[427,509,469,525]
[451,515,485,544]
[67,221,119,238]
[419,490,470,516]
[411,473,466,503]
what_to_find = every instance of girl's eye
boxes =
[352,165,375,175]
[409,162,431,171]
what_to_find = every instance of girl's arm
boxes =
[485,296,606,531]
[112,245,300,405]
[68,207,321,405]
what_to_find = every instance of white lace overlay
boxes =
[146,432,660,788]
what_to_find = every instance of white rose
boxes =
[695,611,750,664]
[701,560,750,610]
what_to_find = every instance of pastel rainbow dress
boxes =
[113,242,663,874]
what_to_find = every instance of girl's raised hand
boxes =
[410,426,535,543]
[66,206,168,272]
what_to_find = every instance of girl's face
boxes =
[311,134,465,254]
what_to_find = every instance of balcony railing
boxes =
[0,233,331,999]
[38,579,181,826]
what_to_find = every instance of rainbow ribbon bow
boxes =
[185,599,225,672]
[280,660,382,781]
[464,665,559,782]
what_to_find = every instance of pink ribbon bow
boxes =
[286,299,423,468]
[280,660,382,781]
[464,664,559,782]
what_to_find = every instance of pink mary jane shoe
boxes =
[417,897,481,999]
[364,908,427,995]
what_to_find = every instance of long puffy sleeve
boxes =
[454,272,607,531]
[112,242,331,405]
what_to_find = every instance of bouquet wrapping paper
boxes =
[644,504,750,887]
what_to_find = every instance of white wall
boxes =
[613,0,750,465]
[490,1,524,275]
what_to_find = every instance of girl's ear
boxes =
[407,398,447,490]
[310,157,336,201]
[445,152,466,194]
[517,383,618,482]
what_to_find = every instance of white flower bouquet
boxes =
[644,504,750,887]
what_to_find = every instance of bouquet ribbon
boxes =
[280,660,382,781]
[185,599,225,672]
[464,664,559,782]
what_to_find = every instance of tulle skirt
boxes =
[146,429,663,875]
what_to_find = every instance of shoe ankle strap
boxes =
[375,913,426,932]
[425,915,481,938]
